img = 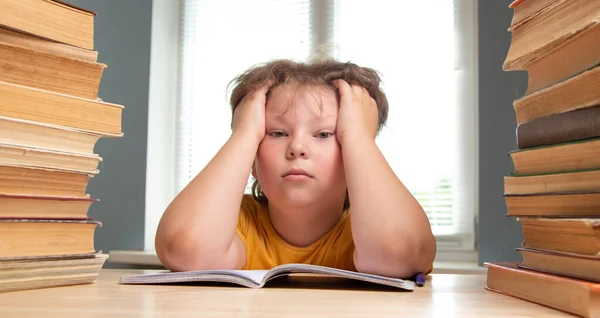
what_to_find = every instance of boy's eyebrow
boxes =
[268,115,338,129]
[269,110,337,120]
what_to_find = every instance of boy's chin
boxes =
[281,192,318,207]
[262,188,313,205]
[270,189,341,208]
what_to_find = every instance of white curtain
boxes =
[176,0,477,247]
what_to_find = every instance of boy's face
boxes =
[254,82,347,210]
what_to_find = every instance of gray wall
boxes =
[477,1,528,264]
[65,0,152,254]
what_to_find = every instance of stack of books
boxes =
[484,0,600,317]
[0,0,123,292]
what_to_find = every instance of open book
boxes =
[119,263,416,290]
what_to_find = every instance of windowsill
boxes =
[107,250,487,274]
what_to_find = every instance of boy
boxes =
[155,58,436,278]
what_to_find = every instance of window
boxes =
[169,0,477,253]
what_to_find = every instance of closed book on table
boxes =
[485,262,600,318]
[0,219,100,258]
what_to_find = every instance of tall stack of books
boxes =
[484,0,600,317]
[0,0,123,292]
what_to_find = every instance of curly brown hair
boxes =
[227,58,389,210]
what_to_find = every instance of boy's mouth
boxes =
[282,168,313,179]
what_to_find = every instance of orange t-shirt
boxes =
[235,194,356,271]
[235,194,433,275]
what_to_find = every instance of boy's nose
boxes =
[287,140,308,159]
[288,150,306,158]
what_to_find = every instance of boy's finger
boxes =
[361,87,372,102]
[333,79,351,95]
[350,84,363,96]
[260,79,274,93]
[246,80,273,100]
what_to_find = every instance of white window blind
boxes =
[176,0,477,247]
[177,0,312,193]
[333,1,477,243]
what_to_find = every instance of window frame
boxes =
[142,0,479,261]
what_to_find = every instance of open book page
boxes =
[120,264,415,290]
[266,264,415,290]
[120,269,271,288]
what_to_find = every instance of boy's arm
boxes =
[155,84,269,272]
[334,80,436,279]
[343,138,436,278]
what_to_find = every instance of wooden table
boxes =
[0,269,574,317]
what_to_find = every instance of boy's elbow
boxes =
[155,232,204,272]
[354,234,436,279]
[155,229,243,272]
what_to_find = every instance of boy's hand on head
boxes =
[231,81,272,145]
[333,79,379,145]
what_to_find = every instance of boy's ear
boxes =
[251,165,257,178]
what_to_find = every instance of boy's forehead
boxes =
[266,83,338,116]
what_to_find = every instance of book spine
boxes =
[517,104,600,149]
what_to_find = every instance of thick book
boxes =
[518,217,600,256]
[0,80,123,135]
[119,263,416,290]
[0,253,107,293]
[0,164,92,198]
[0,0,95,50]
[0,142,101,174]
[508,0,559,32]
[516,104,600,150]
[512,64,600,125]
[503,0,600,71]
[0,219,100,258]
[0,27,98,62]
[517,247,600,283]
[504,169,600,195]
[523,21,600,95]
[0,40,105,99]
[508,138,600,175]
[485,262,600,318]
[0,193,97,219]
[0,116,108,156]
[504,191,600,217]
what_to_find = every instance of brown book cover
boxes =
[516,104,600,149]
[485,262,600,318]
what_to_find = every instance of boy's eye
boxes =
[270,131,286,137]
[316,132,333,139]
